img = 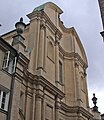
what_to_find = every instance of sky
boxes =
[0,0,104,114]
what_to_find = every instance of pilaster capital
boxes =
[40,19,46,29]
[36,85,44,100]
[55,35,60,46]
[75,61,79,68]
[55,97,61,109]
[36,94,43,100]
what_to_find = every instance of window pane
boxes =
[3,51,10,69]
[1,103,5,109]
[3,92,6,97]
[3,51,16,74]
[0,90,1,98]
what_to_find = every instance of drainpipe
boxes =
[7,53,19,120]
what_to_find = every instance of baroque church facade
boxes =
[0,2,99,120]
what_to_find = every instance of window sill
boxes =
[2,68,15,76]
[55,80,64,86]
[0,108,8,114]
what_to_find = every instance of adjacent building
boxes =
[98,0,104,38]
[0,2,100,120]
[0,37,18,119]
[98,0,104,119]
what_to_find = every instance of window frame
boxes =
[59,61,63,83]
[0,90,9,111]
[2,51,17,74]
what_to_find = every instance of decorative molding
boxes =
[60,102,93,119]
[59,45,88,69]
[36,75,65,99]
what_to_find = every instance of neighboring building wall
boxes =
[0,37,18,120]
[98,0,104,28]
[1,2,94,120]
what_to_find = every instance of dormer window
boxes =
[3,51,17,74]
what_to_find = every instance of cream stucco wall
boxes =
[1,2,93,120]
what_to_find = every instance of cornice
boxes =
[18,52,29,68]
[23,70,65,99]
[61,102,93,119]
[35,75,65,99]
[59,46,88,69]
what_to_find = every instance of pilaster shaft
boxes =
[37,19,45,69]
[75,61,81,105]
[55,35,60,82]
[55,97,61,120]
[32,89,36,120]
[35,96,42,120]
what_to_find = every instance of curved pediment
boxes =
[70,27,88,65]
[33,2,63,26]
[33,2,63,14]
[59,24,88,66]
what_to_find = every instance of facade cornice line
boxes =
[59,46,88,68]
[37,76,65,99]
[61,102,93,119]
[23,70,65,99]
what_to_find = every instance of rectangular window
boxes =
[3,51,17,74]
[0,90,9,111]
[59,61,62,82]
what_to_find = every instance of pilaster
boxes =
[35,85,43,120]
[32,88,36,120]
[55,97,61,120]
[25,88,32,120]
[37,19,46,70]
[27,12,41,74]
[75,61,81,106]
[55,34,60,84]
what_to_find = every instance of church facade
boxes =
[0,2,96,120]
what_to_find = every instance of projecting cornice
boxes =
[24,70,65,99]
[59,21,88,66]
[61,102,93,119]
[34,75,65,99]
[59,45,88,69]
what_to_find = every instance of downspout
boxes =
[7,52,19,120]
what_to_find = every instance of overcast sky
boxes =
[0,0,104,114]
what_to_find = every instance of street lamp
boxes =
[15,17,26,35]
[12,17,26,52]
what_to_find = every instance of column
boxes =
[37,19,45,69]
